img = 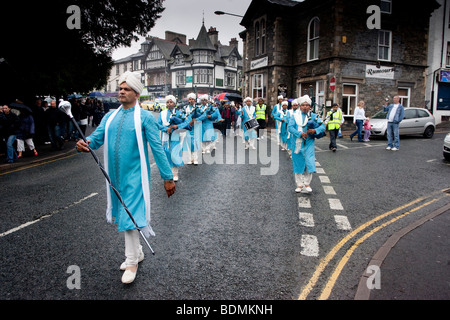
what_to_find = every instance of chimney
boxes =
[208,27,219,47]
[229,38,238,48]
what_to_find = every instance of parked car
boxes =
[444,132,450,161]
[369,107,435,139]
[141,100,154,111]
[97,96,121,111]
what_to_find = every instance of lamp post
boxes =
[214,11,243,18]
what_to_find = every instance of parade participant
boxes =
[0,104,20,163]
[273,101,289,151]
[272,95,284,145]
[255,97,267,140]
[325,103,343,152]
[288,95,325,193]
[197,95,220,154]
[184,92,202,165]
[158,95,189,181]
[286,99,300,157]
[236,97,257,150]
[76,71,175,284]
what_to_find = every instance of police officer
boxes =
[325,103,343,152]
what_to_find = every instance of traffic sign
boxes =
[330,77,336,92]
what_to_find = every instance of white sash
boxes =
[104,102,154,237]
[294,112,309,154]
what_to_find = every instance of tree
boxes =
[0,0,165,103]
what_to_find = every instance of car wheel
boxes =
[423,126,434,139]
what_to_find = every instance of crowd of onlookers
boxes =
[0,97,106,163]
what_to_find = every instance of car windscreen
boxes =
[372,110,387,119]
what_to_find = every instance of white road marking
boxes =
[323,185,337,195]
[0,193,98,238]
[319,176,330,184]
[328,198,344,210]
[316,168,325,174]
[334,215,352,230]
[336,143,348,149]
[298,197,312,208]
[299,212,315,227]
[301,235,319,257]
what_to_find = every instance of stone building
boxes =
[240,0,439,124]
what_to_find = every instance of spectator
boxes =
[45,100,66,150]
[16,107,38,158]
[0,104,20,163]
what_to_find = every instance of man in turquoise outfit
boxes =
[287,95,325,194]
[157,95,189,181]
[76,71,175,284]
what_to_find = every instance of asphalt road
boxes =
[0,128,449,302]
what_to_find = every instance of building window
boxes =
[225,72,236,87]
[398,87,410,108]
[380,0,392,14]
[193,50,214,64]
[176,70,186,85]
[252,74,265,99]
[446,42,450,67]
[228,55,237,68]
[308,17,320,61]
[342,84,358,115]
[194,69,212,84]
[254,17,266,57]
[147,45,163,60]
[175,53,184,66]
[378,30,392,61]
[255,21,260,56]
[116,65,119,76]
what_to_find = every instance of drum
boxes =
[244,118,259,131]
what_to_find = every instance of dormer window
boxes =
[193,50,214,64]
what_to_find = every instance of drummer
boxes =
[235,97,257,150]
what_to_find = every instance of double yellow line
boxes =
[297,189,449,300]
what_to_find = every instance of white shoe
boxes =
[120,247,144,271]
[295,187,303,193]
[386,146,392,150]
[173,175,179,182]
[391,147,398,151]
[121,266,138,284]
[251,146,256,150]
[193,160,198,165]
[301,186,312,193]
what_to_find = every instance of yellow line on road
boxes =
[297,190,446,300]
[0,154,76,176]
[317,197,439,300]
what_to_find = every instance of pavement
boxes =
[1,122,450,300]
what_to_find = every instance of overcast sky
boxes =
[112,0,253,60]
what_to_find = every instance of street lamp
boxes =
[214,10,243,18]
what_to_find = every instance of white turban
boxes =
[165,95,177,104]
[119,71,143,94]
[187,93,196,100]
[281,101,288,106]
[244,97,252,103]
[298,95,312,105]
[200,94,209,101]
[277,95,283,100]
[291,99,298,105]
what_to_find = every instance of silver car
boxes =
[444,132,450,161]
[369,107,435,139]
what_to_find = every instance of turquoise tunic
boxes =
[236,107,257,141]
[287,112,325,174]
[196,105,220,142]
[157,108,189,167]
[87,106,173,232]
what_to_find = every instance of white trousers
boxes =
[17,138,35,152]
[295,172,313,187]
[124,229,141,267]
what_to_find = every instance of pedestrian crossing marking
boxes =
[299,212,314,227]
[334,215,352,230]
[298,197,312,208]
[319,176,330,184]
[328,198,344,210]
[323,185,336,195]
[300,235,319,257]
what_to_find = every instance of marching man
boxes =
[287,95,325,193]
[236,97,257,150]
